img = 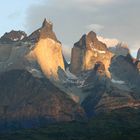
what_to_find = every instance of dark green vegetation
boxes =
[0,108,140,140]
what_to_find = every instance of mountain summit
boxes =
[27,19,65,80]
[0,20,140,132]
[70,31,113,77]
[40,18,59,42]
[0,30,27,43]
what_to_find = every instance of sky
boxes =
[0,0,140,60]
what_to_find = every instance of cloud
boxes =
[130,41,140,55]
[76,0,117,5]
[62,44,72,61]
[24,0,140,59]
[52,0,117,7]
[86,24,104,32]
[97,36,119,47]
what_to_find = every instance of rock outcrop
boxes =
[24,19,59,44]
[0,30,27,43]
[0,69,85,131]
[0,19,140,132]
[81,55,140,117]
[109,43,130,56]
[70,31,113,77]
[27,19,65,80]
[0,43,30,73]
[109,54,140,94]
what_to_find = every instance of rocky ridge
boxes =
[0,19,140,131]
[0,69,85,131]
[0,30,27,43]
[26,19,65,80]
[70,31,113,77]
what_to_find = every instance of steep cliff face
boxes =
[70,31,113,77]
[1,19,140,132]
[109,54,140,94]
[0,69,85,131]
[27,19,65,80]
[0,43,30,73]
[81,58,140,117]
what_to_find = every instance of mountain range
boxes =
[0,19,140,138]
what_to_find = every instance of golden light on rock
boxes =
[27,38,65,80]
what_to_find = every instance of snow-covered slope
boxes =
[97,36,130,56]
[97,36,119,48]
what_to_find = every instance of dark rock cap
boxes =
[42,18,53,31]
[0,30,27,43]
[73,31,107,51]
[87,31,97,41]
[24,18,60,43]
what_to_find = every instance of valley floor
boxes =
[0,108,140,140]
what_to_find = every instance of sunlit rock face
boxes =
[27,19,65,80]
[70,31,113,77]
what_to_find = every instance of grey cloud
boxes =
[62,44,72,61]
[86,24,104,32]
[24,0,140,58]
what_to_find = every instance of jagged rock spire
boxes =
[27,19,65,81]
[74,31,97,49]
[70,31,113,76]
[26,18,55,43]
[42,18,53,31]
[39,18,59,42]
[87,31,97,41]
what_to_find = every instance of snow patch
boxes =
[20,35,25,40]
[93,48,106,54]
[29,45,35,50]
[97,36,119,48]
[77,80,85,88]
[66,68,77,79]
[13,38,19,41]
[111,79,125,84]
[7,62,13,66]
[90,42,94,48]
[26,67,43,78]
[48,20,53,25]
[15,46,20,49]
